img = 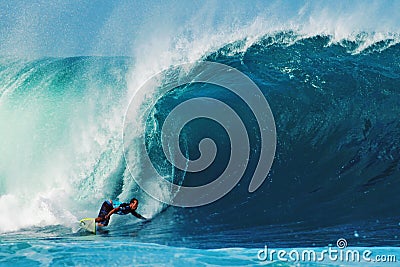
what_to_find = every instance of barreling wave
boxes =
[0,32,399,235]
[148,32,400,227]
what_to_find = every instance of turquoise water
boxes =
[1,229,399,266]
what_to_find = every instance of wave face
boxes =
[148,34,400,247]
[0,32,399,247]
[192,34,400,224]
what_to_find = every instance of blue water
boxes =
[1,1,400,266]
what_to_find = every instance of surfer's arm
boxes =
[105,207,119,219]
[132,211,147,220]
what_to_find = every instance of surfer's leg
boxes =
[97,201,113,219]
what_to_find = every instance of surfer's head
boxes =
[130,198,138,210]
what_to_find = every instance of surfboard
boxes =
[79,218,96,234]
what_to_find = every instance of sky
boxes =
[0,0,398,58]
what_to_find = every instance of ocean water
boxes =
[1,1,400,266]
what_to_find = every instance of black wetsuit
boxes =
[116,203,146,219]
[97,200,145,226]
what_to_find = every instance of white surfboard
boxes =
[79,218,96,234]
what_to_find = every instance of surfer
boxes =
[95,198,147,227]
